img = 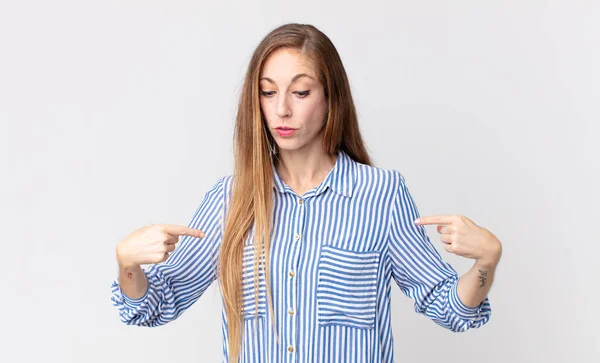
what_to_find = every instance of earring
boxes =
[268,139,278,155]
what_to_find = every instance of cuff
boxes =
[110,279,149,309]
[110,267,172,325]
[120,286,149,308]
[448,281,483,320]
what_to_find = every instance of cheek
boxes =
[260,99,275,124]
[299,99,327,122]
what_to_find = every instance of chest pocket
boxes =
[316,244,380,329]
[242,244,267,319]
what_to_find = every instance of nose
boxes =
[275,93,292,118]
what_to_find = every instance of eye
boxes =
[294,90,310,98]
[260,90,275,97]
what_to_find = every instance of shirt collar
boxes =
[272,150,356,198]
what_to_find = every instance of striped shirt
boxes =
[111,150,492,362]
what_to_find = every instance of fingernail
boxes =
[414,218,420,224]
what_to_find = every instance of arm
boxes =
[457,258,497,308]
[116,264,148,300]
[415,211,502,309]
[387,171,493,332]
[110,177,226,327]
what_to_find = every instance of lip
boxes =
[275,127,297,137]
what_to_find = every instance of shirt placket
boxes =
[285,194,306,362]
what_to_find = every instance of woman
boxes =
[111,23,502,362]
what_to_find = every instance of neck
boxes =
[275,138,337,196]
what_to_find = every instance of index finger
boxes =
[414,215,456,225]
[162,224,205,238]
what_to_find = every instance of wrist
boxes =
[477,236,502,269]
[116,246,136,269]
[474,259,496,270]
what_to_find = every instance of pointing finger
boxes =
[414,215,456,226]
[162,224,205,238]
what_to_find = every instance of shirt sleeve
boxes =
[386,171,492,332]
[110,177,226,327]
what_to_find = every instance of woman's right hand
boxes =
[116,224,205,268]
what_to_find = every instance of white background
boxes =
[1,1,598,362]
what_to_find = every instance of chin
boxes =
[276,144,303,153]
[272,138,303,151]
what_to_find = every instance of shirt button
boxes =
[298,198,303,205]
[288,270,295,278]
[288,346,294,353]
[294,233,300,240]
[288,308,295,316]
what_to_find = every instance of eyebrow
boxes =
[260,73,316,84]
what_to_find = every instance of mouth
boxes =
[275,127,297,137]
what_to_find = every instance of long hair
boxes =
[218,23,372,361]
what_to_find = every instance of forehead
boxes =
[260,48,318,80]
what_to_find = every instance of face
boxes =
[259,48,328,154]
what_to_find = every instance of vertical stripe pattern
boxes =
[111,150,492,362]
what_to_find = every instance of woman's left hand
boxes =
[414,215,502,267]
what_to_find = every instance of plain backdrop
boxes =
[0,1,598,362]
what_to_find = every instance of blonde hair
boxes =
[218,23,372,361]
